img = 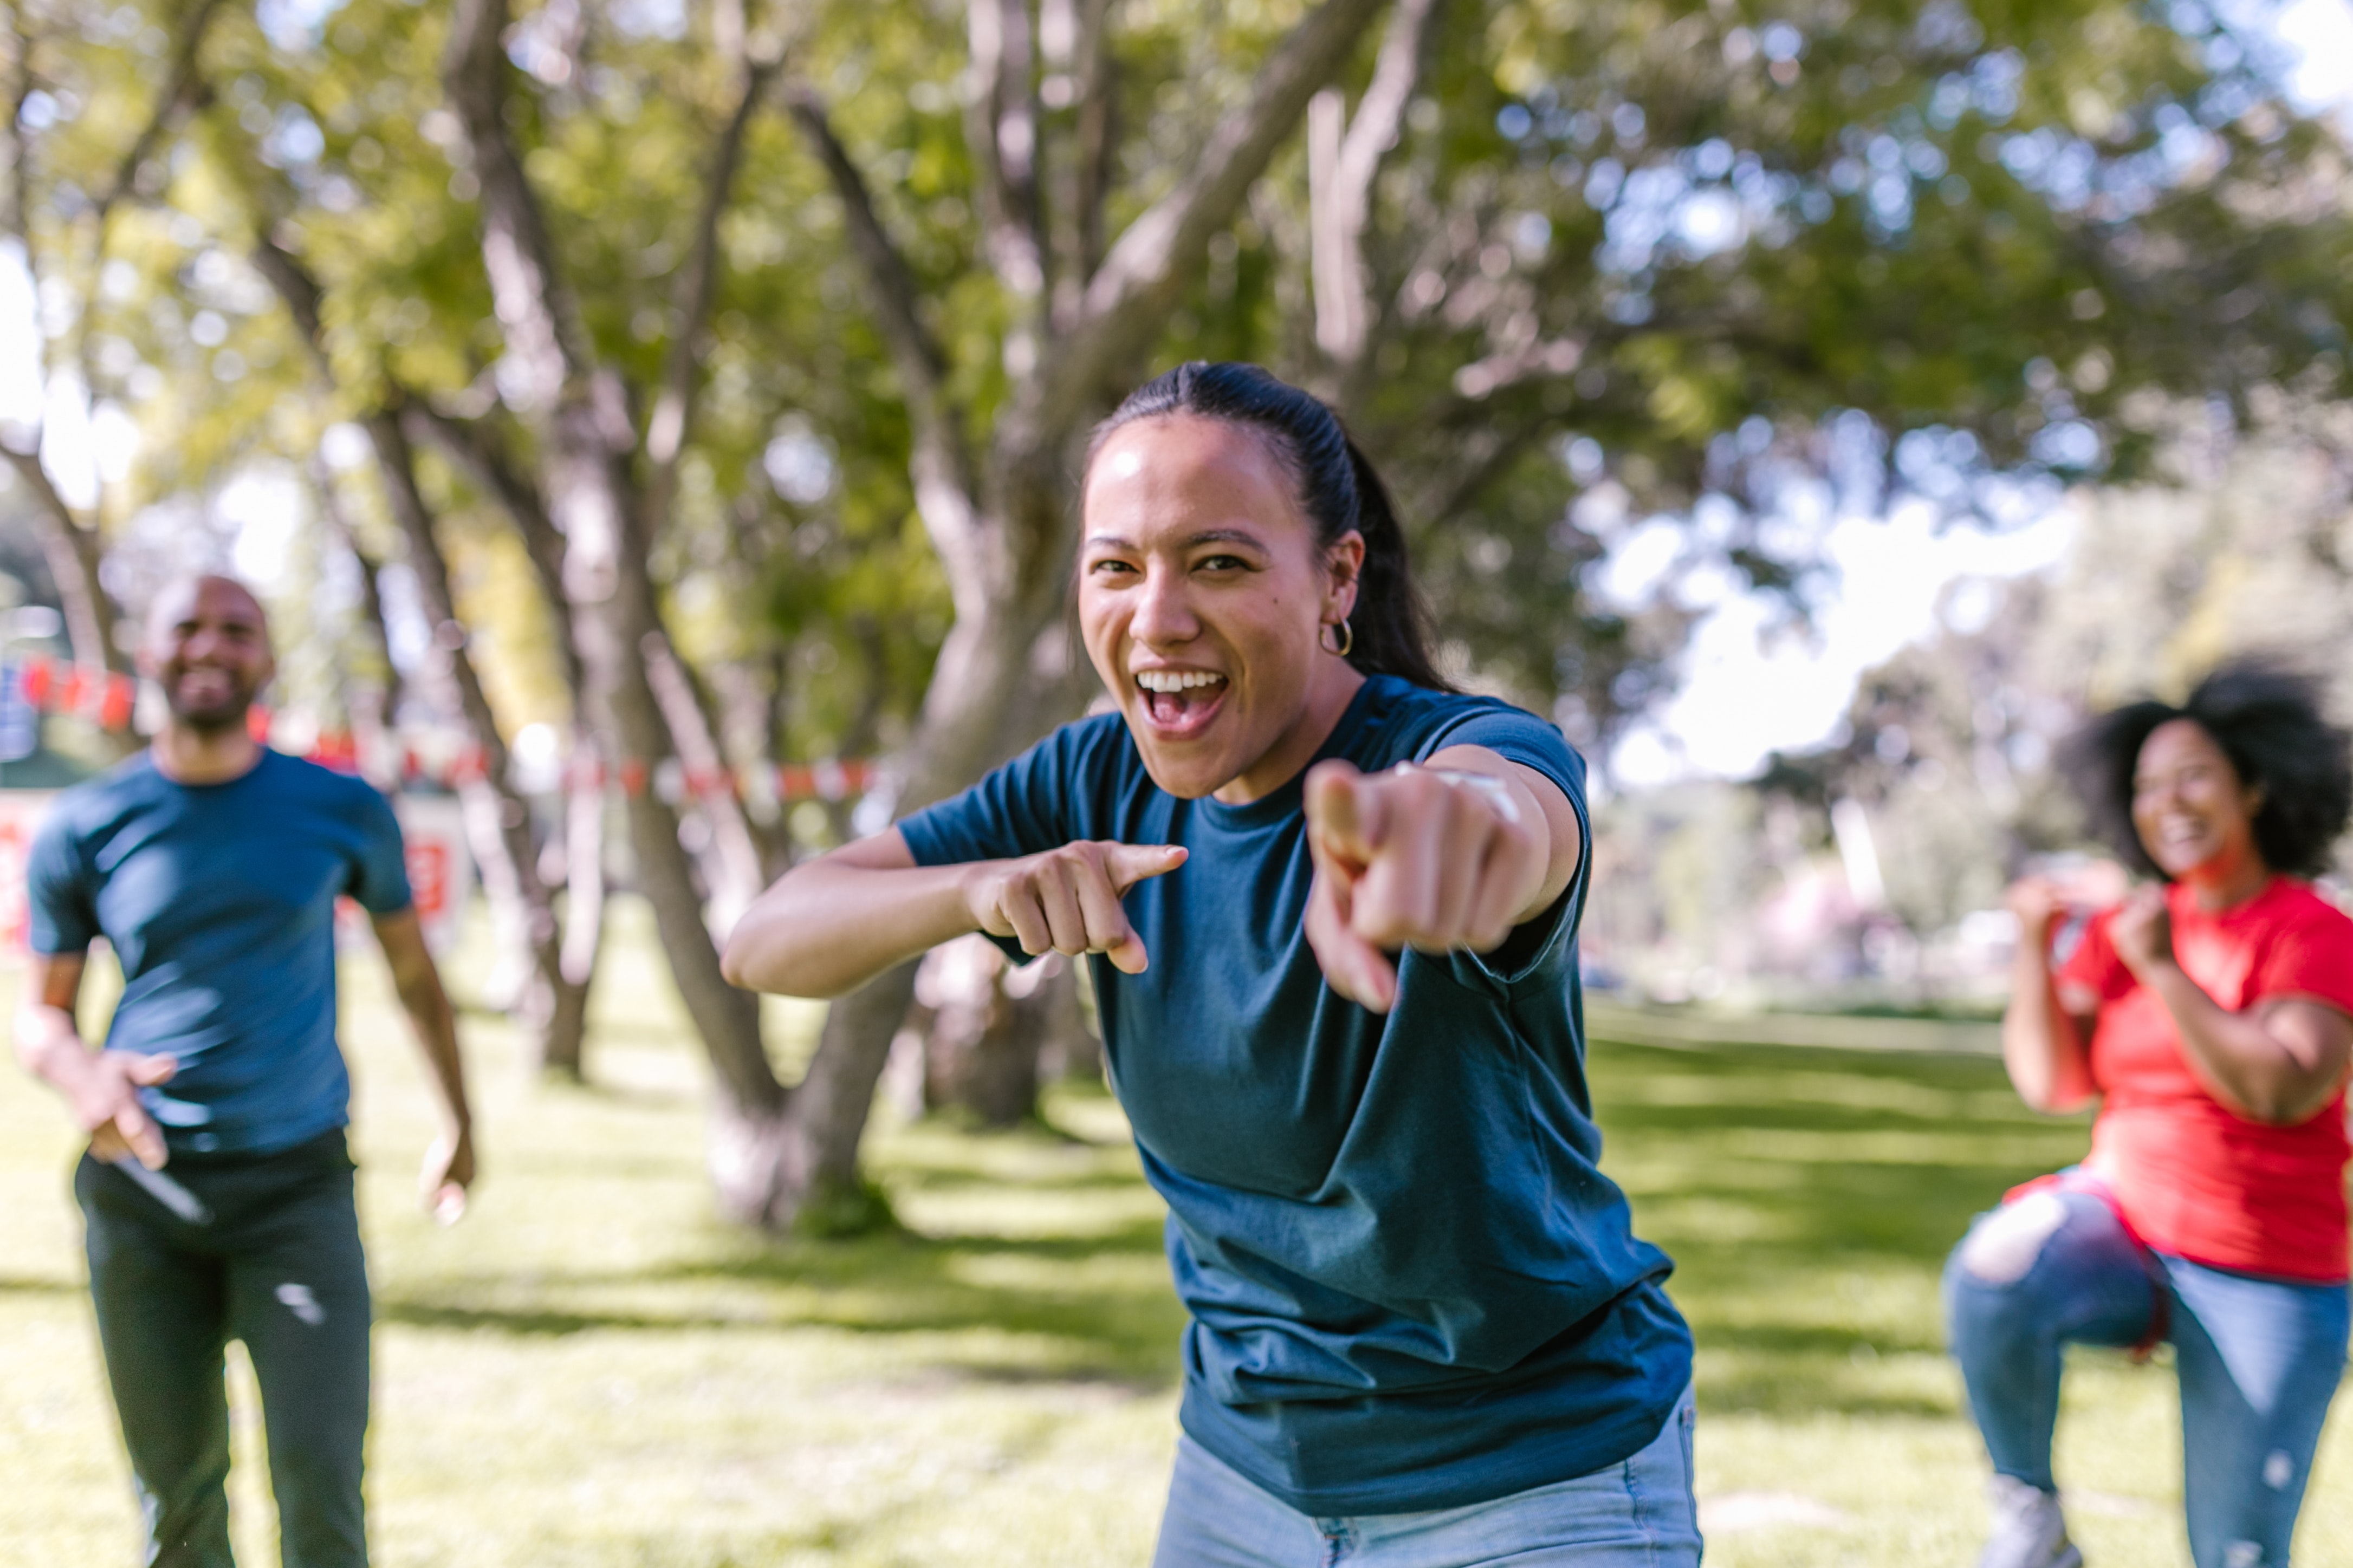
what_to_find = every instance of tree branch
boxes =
[1049,0,1117,330]
[89,0,227,227]
[400,401,586,703]
[782,80,950,410]
[446,0,601,417]
[1312,0,1441,368]
[1,446,115,672]
[642,55,780,524]
[308,455,405,723]
[1031,0,1390,440]
[782,77,987,603]
[965,0,1046,307]
[3,6,35,249]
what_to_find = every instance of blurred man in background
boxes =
[12,574,474,1568]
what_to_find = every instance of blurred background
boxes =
[4,0,2353,1561]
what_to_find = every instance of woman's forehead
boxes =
[1085,416,1304,537]
[2137,718,2227,772]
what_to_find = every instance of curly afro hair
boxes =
[2062,659,2353,881]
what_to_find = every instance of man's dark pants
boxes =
[75,1130,371,1568]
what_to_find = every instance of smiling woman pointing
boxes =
[724,362,1695,1566]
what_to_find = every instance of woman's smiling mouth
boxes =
[1135,669,1229,736]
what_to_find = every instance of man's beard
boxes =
[165,674,259,734]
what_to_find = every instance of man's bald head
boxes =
[145,574,269,648]
[140,574,274,735]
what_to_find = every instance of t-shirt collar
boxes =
[1195,676,1394,832]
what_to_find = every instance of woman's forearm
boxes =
[2003,945,2093,1112]
[2142,962,2340,1124]
[722,851,983,998]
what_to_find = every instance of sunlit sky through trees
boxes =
[4,0,2349,787]
[1604,0,2353,787]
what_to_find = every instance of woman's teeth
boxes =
[1136,670,1225,692]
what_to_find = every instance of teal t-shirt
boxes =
[25,749,413,1156]
[898,675,1691,1514]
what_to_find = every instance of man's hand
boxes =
[420,1126,474,1226]
[1302,760,1548,1013]
[370,908,476,1225]
[2110,886,2175,979]
[16,948,180,1169]
[963,841,1188,974]
[73,1051,179,1170]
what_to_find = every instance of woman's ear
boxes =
[1325,531,1366,620]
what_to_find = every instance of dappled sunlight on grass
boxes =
[6,908,2353,1564]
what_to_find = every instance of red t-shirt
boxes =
[2057,877,2353,1281]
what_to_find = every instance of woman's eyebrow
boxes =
[1084,527,1267,551]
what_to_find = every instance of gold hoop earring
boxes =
[1321,617,1354,658]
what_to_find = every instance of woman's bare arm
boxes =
[721,830,1187,998]
[2001,879,2099,1114]
[721,831,978,998]
[2109,887,2353,1124]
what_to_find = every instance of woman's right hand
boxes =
[2005,876,2064,947]
[963,841,1187,973]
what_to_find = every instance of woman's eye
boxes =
[1197,554,1247,572]
[1087,558,1137,576]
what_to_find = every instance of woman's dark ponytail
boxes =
[1086,361,1456,692]
[1339,437,1449,691]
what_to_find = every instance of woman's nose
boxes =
[1129,565,1197,646]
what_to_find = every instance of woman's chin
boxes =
[1132,749,1237,801]
[2152,841,2231,882]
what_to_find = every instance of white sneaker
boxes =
[1977,1474,2084,1568]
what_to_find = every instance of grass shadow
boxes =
[1588,1036,2088,1419]
[377,1215,1188,1389]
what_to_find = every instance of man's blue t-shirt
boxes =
[26,749,413,1157]
[899,675,1691,1515]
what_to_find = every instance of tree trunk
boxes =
[755,0,1388,1212]
[537,721,606,1078]
[353,409,586,1065]
[3,450,125,675]
[448,0,782,1137]
[918,942,1096,1127]
[707,958,918,1230]
[242,227,600,1073]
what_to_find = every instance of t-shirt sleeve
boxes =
[898,723,1096,869]
[2247,897,2353,1017]
[1418,704,1590,988]
[23,807,97,954]
[347,784,415,914]
[1420,705,1584,809]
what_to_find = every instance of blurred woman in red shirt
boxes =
[1949,661,2353,1568]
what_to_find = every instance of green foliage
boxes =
[1768,395,2353,942]
[12,0,2349,768]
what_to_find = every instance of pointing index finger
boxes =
[1103,841,1187,894]
[1305,762,1380,866]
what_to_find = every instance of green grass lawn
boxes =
[5,903,2351,1565]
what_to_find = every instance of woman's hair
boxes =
[2062,659,2353,880]
[1084,361,1454,691]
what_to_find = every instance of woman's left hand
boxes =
[1301,759,1550,1013]
[2109,886,2176,979]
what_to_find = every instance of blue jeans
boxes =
[1150,1384,1700,1567]
[1945,1188,2349,1568]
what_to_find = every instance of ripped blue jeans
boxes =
[1944,1186,2349,1568]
